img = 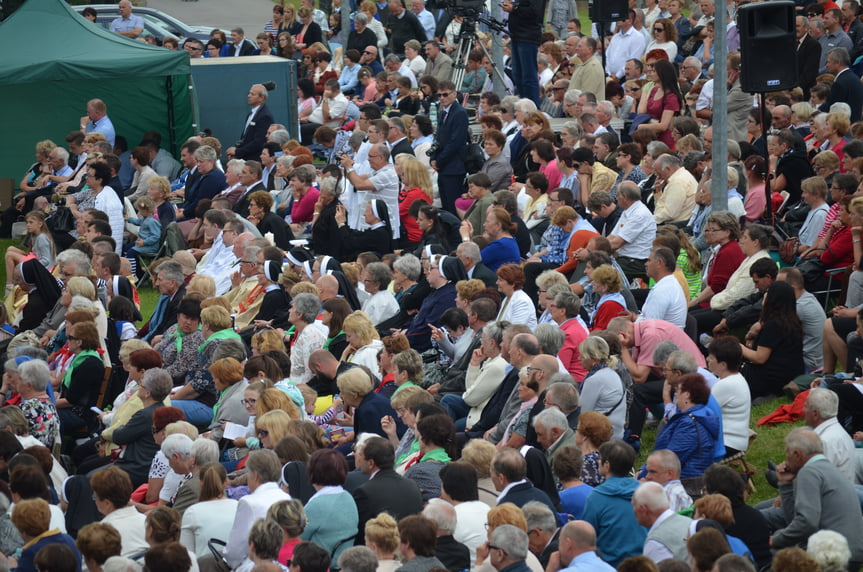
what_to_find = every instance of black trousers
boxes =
[629,379,665,438]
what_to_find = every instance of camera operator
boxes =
[502,0,543,106]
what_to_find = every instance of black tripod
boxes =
[450,14,510,93]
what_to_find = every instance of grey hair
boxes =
[155,260,184,285]
[372,143,390,162]
[385,53,401,65]
[534,323,566,355]
[515,98,538,113]
[807,530,852,572]
[226,159,246,176]
[500,95,520,114]
[243,245,261,263]
[57,249,92,276]
[522,501,558,533]
[829,47,851,68]
[18,360,51,392]
[785,427,823,457]
[11,347,48,362]
[533,406,569,434]
[617,181,641,202]
[292,293,321,324]
[319,176,339,197]
[655,154,681,172]
[552,292,581,318]
[811,16,826,32]
[354,11,369,24]
[683,56,701,69]
[349,130,367,149]
[393,254,422,281]
[212,338,247,362]
[651,341,679,367]
[457,241,482,264]
[338,546,378,572]
[563,91,582,105]
[276,154,295,169]
[141,368,174,401]
[423,500,457,534]
[484,320,509,347]
[648,449,681,476]
[715,554,756,572]
[388,116,407,135]
[546,379,579,412]
[633,481,669,512]
[267,130,289,146]
[668,350,699,375]
[829,101,852,118]
[546,283,571,300]
[194,145,217,162]
[53,147,70,163]
[161,433,193,459]
[536,269,569,290]
[596,100,615,117]
[491,525,529,561]
[646,141,672,159]
[792,102,814,122]
[102,557,143,572]
[798,15,809,28]
[364,262,392,290]
[807,387,839,419]
[191,438,219,466]
[537,54,549,67]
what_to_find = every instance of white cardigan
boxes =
[464,354,508,428]
[498,290,537,330]
[710,250,771,311]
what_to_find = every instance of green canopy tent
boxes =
[0,0,194,185]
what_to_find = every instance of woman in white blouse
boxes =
[180,463,238,560]
[288,293,327,385]
[360,262,400,326]
[341,311,384,379]
[496,264,537,330]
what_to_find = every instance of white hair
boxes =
[633,481,669,512]
[807,530,852,572]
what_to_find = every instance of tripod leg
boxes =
[451,33,475,92]
[476,36,510,95]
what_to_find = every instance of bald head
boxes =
[561,521,597,555]
[316,275,339,300]
[532,354,559,378]
[772,105,793,129]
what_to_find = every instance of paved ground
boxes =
[145,0,276,40]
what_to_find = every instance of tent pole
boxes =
[166,75,176,157]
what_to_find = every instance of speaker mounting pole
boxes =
[710,0,728,213]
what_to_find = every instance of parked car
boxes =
[73,5,218,44]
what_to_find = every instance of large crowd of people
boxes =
[7,0,863,570]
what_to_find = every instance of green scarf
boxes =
[62,349,101,390]
[212,386,230,424]
[198,328,241,353]
[323,330,344,351]
[419,448,451,464]
[171,324,202,354]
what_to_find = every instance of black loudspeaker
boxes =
[589,0,628,22]
[738,1,799,92]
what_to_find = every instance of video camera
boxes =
[426,0,486,18]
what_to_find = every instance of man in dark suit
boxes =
[821,46,863,121]
[260,141,281,190]
[228,27,256,56]
[456,242,496,288]
[140,260,187,341]
[523,502,561,569]
[352,436,424,544]
[179,146,227,220]
[233,161,266,219]
[423,502,471,571]
[387,117,415,159]
[797,15,822,98]
[227,84,275,161]
[491,448,558,517]
[431,80,469,214]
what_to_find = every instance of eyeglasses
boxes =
[653,27,664,32]
[67,336,78,341]
[703,228,722,233]
[152,425,165,434]
[488,545,502,551]
[242,398,257,406]
[241,260,256,265]
[363,50,374,54]
[552,86,566,91]
[439,91,453,97]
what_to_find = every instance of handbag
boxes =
[796,256,827,283]
[464,141,485,174]
[779,237,799,263]
[47,206,75,233]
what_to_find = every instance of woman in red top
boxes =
[312,51,338,96]
[806,196,857,290]
[688,211,745,310]
[396,158,434,248]
[636,59,682,149]
[814,112,850,172]
[589,265,627,331]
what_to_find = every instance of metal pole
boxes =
[491,1,504,97]
[760,92,773,226]
[710,0,728,212]
[341,1,351,56]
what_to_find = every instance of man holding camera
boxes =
[502,0,544,105]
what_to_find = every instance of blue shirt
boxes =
[85,115,116,146]
[110,13,144,36]
[416,9,436,43]
[339,63,362,94]
[560,551,616,572]
[481,237,520,273]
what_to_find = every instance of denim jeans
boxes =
[440,394,471,432]
[511,40,540,106]
[171,399,215,427]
